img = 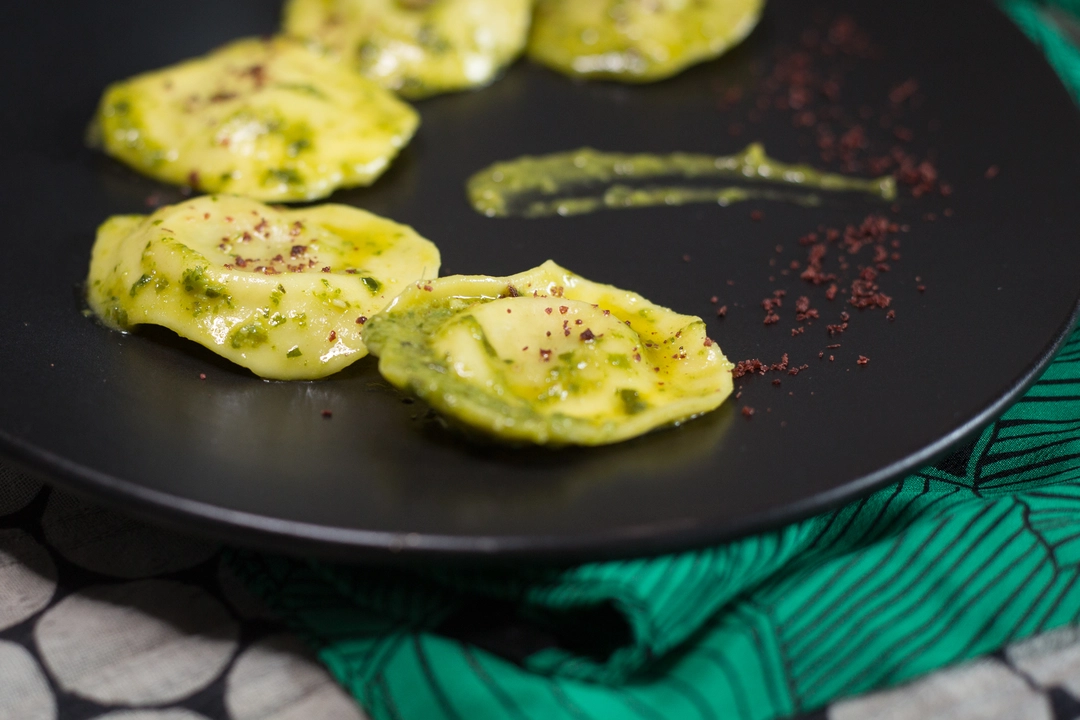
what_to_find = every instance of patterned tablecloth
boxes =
[0,464,363,720]
[5,459,1080,720]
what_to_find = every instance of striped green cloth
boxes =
[229,4,1080,718]
[1003,0,1080,104]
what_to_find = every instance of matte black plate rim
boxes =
[4,293,1077,565]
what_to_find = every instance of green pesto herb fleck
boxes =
[129,273,153,297]
[265,168,303,186]
[108,305,129,329]
[619,388,648,415]
[181,266,227,299]
[274,82,328,100]
[287,138,311,157]
[229,323,268,349]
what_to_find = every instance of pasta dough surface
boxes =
[87,195,440,380]
[362,261,734,445]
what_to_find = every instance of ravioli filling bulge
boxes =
[527,0,765,83]
[94,37,418,201]
[362,261,733,445]
[439,296,663,420]
[87,195,440,380]
[283,0,533,98]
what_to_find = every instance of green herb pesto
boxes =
[466,143,897,218]
[273,82,329,100]
[360,276,383,294]
[619,388,648,415]
[230,322,269,349]
[106,305,130,330]
[181,266,228,300]
[129,273,154,297]
[265,168,305,188]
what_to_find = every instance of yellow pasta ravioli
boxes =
[87,195,440,380]
[283,0,533,98]
[362,261,734,445]
[92,37,418,201]
[528,0,764,83]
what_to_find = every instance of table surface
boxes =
[3,460,1080,720]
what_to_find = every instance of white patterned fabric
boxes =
[0,463,368,720]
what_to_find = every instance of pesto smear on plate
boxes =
[466,143,897,218]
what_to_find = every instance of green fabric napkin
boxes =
[1005,0,1080,101]
[229,4,1080,718]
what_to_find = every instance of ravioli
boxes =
[282,0,533,98]
[92,37,418,202]
[362,261,734,445]
[527,0,764,83]
[87,195,440,380]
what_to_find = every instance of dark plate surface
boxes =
[2,0,1079,562]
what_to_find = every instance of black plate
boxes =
[3,0,1079,562]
